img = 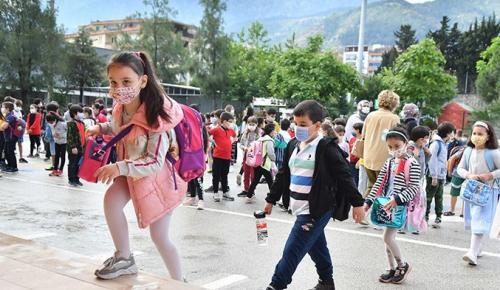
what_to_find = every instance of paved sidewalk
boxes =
[0,233,202,290]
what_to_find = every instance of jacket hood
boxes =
[113,96,183,132]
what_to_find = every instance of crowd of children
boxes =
[1,52,500,289]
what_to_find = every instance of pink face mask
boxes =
[110,86,140,105]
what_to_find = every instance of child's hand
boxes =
[95,164,120,184]
[383,197,397,211]
[352,206,365,224]
[467,174,480,181]
[363,203,370,213]
[71,148,78,155]
[431,178,438,187]
[86,125,101,137]
[478,173,493,182]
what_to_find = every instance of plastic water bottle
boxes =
[254,210,268,246]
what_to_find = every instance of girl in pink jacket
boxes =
[87,51,187,281]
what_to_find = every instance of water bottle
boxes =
[254,210,268,246]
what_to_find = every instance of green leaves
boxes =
[476,37,500,103]
[268,35,360,115]
[381,38,457,116]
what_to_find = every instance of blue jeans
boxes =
[271,210,334,289]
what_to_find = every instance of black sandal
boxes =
[443,211,455,216]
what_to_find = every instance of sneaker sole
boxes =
[462,255,477,266]
[379,277,393,283]
[95,264,138,280]
[392,264,412,284]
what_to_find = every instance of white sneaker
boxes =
[197,200,205,210]
[236,174,242,186]
[462,252,478,266]
[246,195,256,204]
[183,197,197,206]
[213,192,221,202]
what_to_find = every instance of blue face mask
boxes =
[295,125,311,142]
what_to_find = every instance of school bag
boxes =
[246,140,266,168]
[11,117,26,138]
[166,104,206,183]
[460,147,500,206]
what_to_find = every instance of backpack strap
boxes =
[375,160,392,197]
[94,124,134,157]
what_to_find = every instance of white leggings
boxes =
[469,233,484,256]
[383,228,404,270]
[104,176,183,280]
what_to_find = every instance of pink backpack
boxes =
[401,157,428,232]
[167,104,206,183]
[245,140,267,168]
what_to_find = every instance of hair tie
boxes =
[132,51,145,68]
[473,121,489,131]
[382,129,408,142]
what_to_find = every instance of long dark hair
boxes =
[107,51,171,128]
[467,121,498,149]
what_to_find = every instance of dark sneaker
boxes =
[309,279,335,290]
[3,168,19,173]
[68,181,79,187]
[391,263,412,284]
[19,158,28,163]
[379,270,396,283]
[45,166,54,171]
[75,181,84,186]
[95,254,138,280]
[266,285,283,290]
[432,217,442,228]
[237,191,248,197]
[34,153,40,158]
[223,192,235,201]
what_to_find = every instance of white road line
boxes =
[202,274,248,289]
[4,231,57,240]
[4,177,500,258]
[200,207,500,258]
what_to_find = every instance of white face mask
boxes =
[77,112,84,120]
[290,123,296,130]
[30,108,37,114]
[389,146,407,159]
[14,106,20,112]
[1,108,7,116]
[361,107,370,114]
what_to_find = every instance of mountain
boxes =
[242,0,500,47]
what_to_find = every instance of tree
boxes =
[457,15,500,93]
[65,30,104,104]
[0,0,46,102]
[476,37,500,103]
[269,35,361,116]
[427,16,462,73]
[357,74,384,104]
[381,38,456,116]
[115,1,189,83]
[192,0,231,109]
[394,24,417,51]
[227,22,275,105]
[378,24,417,73]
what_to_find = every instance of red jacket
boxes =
[209,126,235,160]
[26,112,42,136]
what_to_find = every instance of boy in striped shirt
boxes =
[264,100,365,290]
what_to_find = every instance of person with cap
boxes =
[400,103,420,137]
[345,100,371,143]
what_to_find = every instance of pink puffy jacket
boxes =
[102,96,187,228]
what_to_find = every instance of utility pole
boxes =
[47,0,55,102]
[356,0,367,74]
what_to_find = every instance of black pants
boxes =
[54,143,66,171]
[68,152,82,182]
[29,135,41,156]
[188,177,204,200]
[350,162,359,188]
[5,138,18,170]
[44,140,51,158]
[212,157,230,193]
[0,133,5,165]
[248,166,273,197]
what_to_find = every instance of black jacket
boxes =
[266,136,365,221]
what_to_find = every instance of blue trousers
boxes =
[271,210,334,289]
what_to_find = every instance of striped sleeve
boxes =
[365,159,390,205]
[394,159,421,205]
[116,131,169,178]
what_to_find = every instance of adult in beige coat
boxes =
[362,90,401,197]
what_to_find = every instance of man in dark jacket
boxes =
[264,100,365,290]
